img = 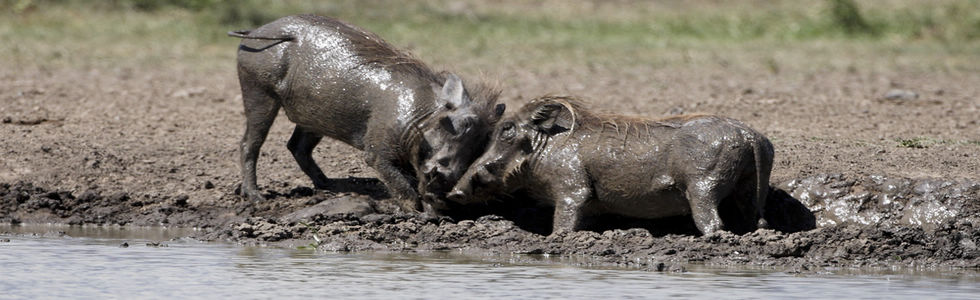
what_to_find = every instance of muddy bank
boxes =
[2,173,978,271]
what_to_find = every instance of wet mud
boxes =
[3,173,978,272]
[2,55,978,273]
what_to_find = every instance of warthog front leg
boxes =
[551,185,592,235]
[364,152,421,212]
[686,179,728,234]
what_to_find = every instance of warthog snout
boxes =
[447,165,496,203]
[446,187,468,203]
[446,170,477,203]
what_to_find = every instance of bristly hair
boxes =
[464,79,502,119]
[524,95,708,139]
[467,69,503,109]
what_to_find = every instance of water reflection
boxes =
[1,224,978,299]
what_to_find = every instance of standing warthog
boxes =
[448,96,774,234]
[229,15,504,213]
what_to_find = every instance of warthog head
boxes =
[416,73,505,203]
[447,98,575,204]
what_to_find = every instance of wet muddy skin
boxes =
[2,172,978,272]
[448,96,774,235]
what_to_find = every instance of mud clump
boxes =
[233,218,297,242]
[783,174,979,231]
[0,182,235,228]
[2,174,979,271]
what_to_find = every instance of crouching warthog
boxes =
[230,15,504,213]
[448,96,774,234]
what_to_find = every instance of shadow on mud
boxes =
[324,177,390,199]
[441,186,816,236]
[264,177,816,237]
[761,187,817,233]
[265,177,391,200]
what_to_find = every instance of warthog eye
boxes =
[484,161,502,174]
[519,138,533,153]
[417,138,433,159]
[499,122,516,141]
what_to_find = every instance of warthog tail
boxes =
[226,30,295,41]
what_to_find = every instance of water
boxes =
[1,224,978,299]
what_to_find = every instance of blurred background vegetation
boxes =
[1,0,978,73]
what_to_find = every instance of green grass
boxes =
[897,138,928,149]
[896,137,980,148]
[2,0,979,73]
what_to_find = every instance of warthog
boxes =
[229,15,504,213]
[449,96,774,234]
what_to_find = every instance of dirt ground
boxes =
[1,43,979,272]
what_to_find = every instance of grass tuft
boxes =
[828,0,875,35]
[897,138,927,149]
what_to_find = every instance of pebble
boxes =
[883,89,918,101]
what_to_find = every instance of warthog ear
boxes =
[531,102,573,132]
[433,73,467,109]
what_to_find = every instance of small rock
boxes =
[516,248,545,255]
[108,192,130,203]
[119,242,129,248]
[361,213,393,224]
[321,241,350,252]
[476,215,504,222]
[203,181,215,189]
[1,116,11,123]
[883,89,918,101]
[170,87,206,98]
[288,186,314,197]
[174,195,189,207]
[669,264,686,273]
[281,196,376,223]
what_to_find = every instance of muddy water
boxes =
[1,225,978,299]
